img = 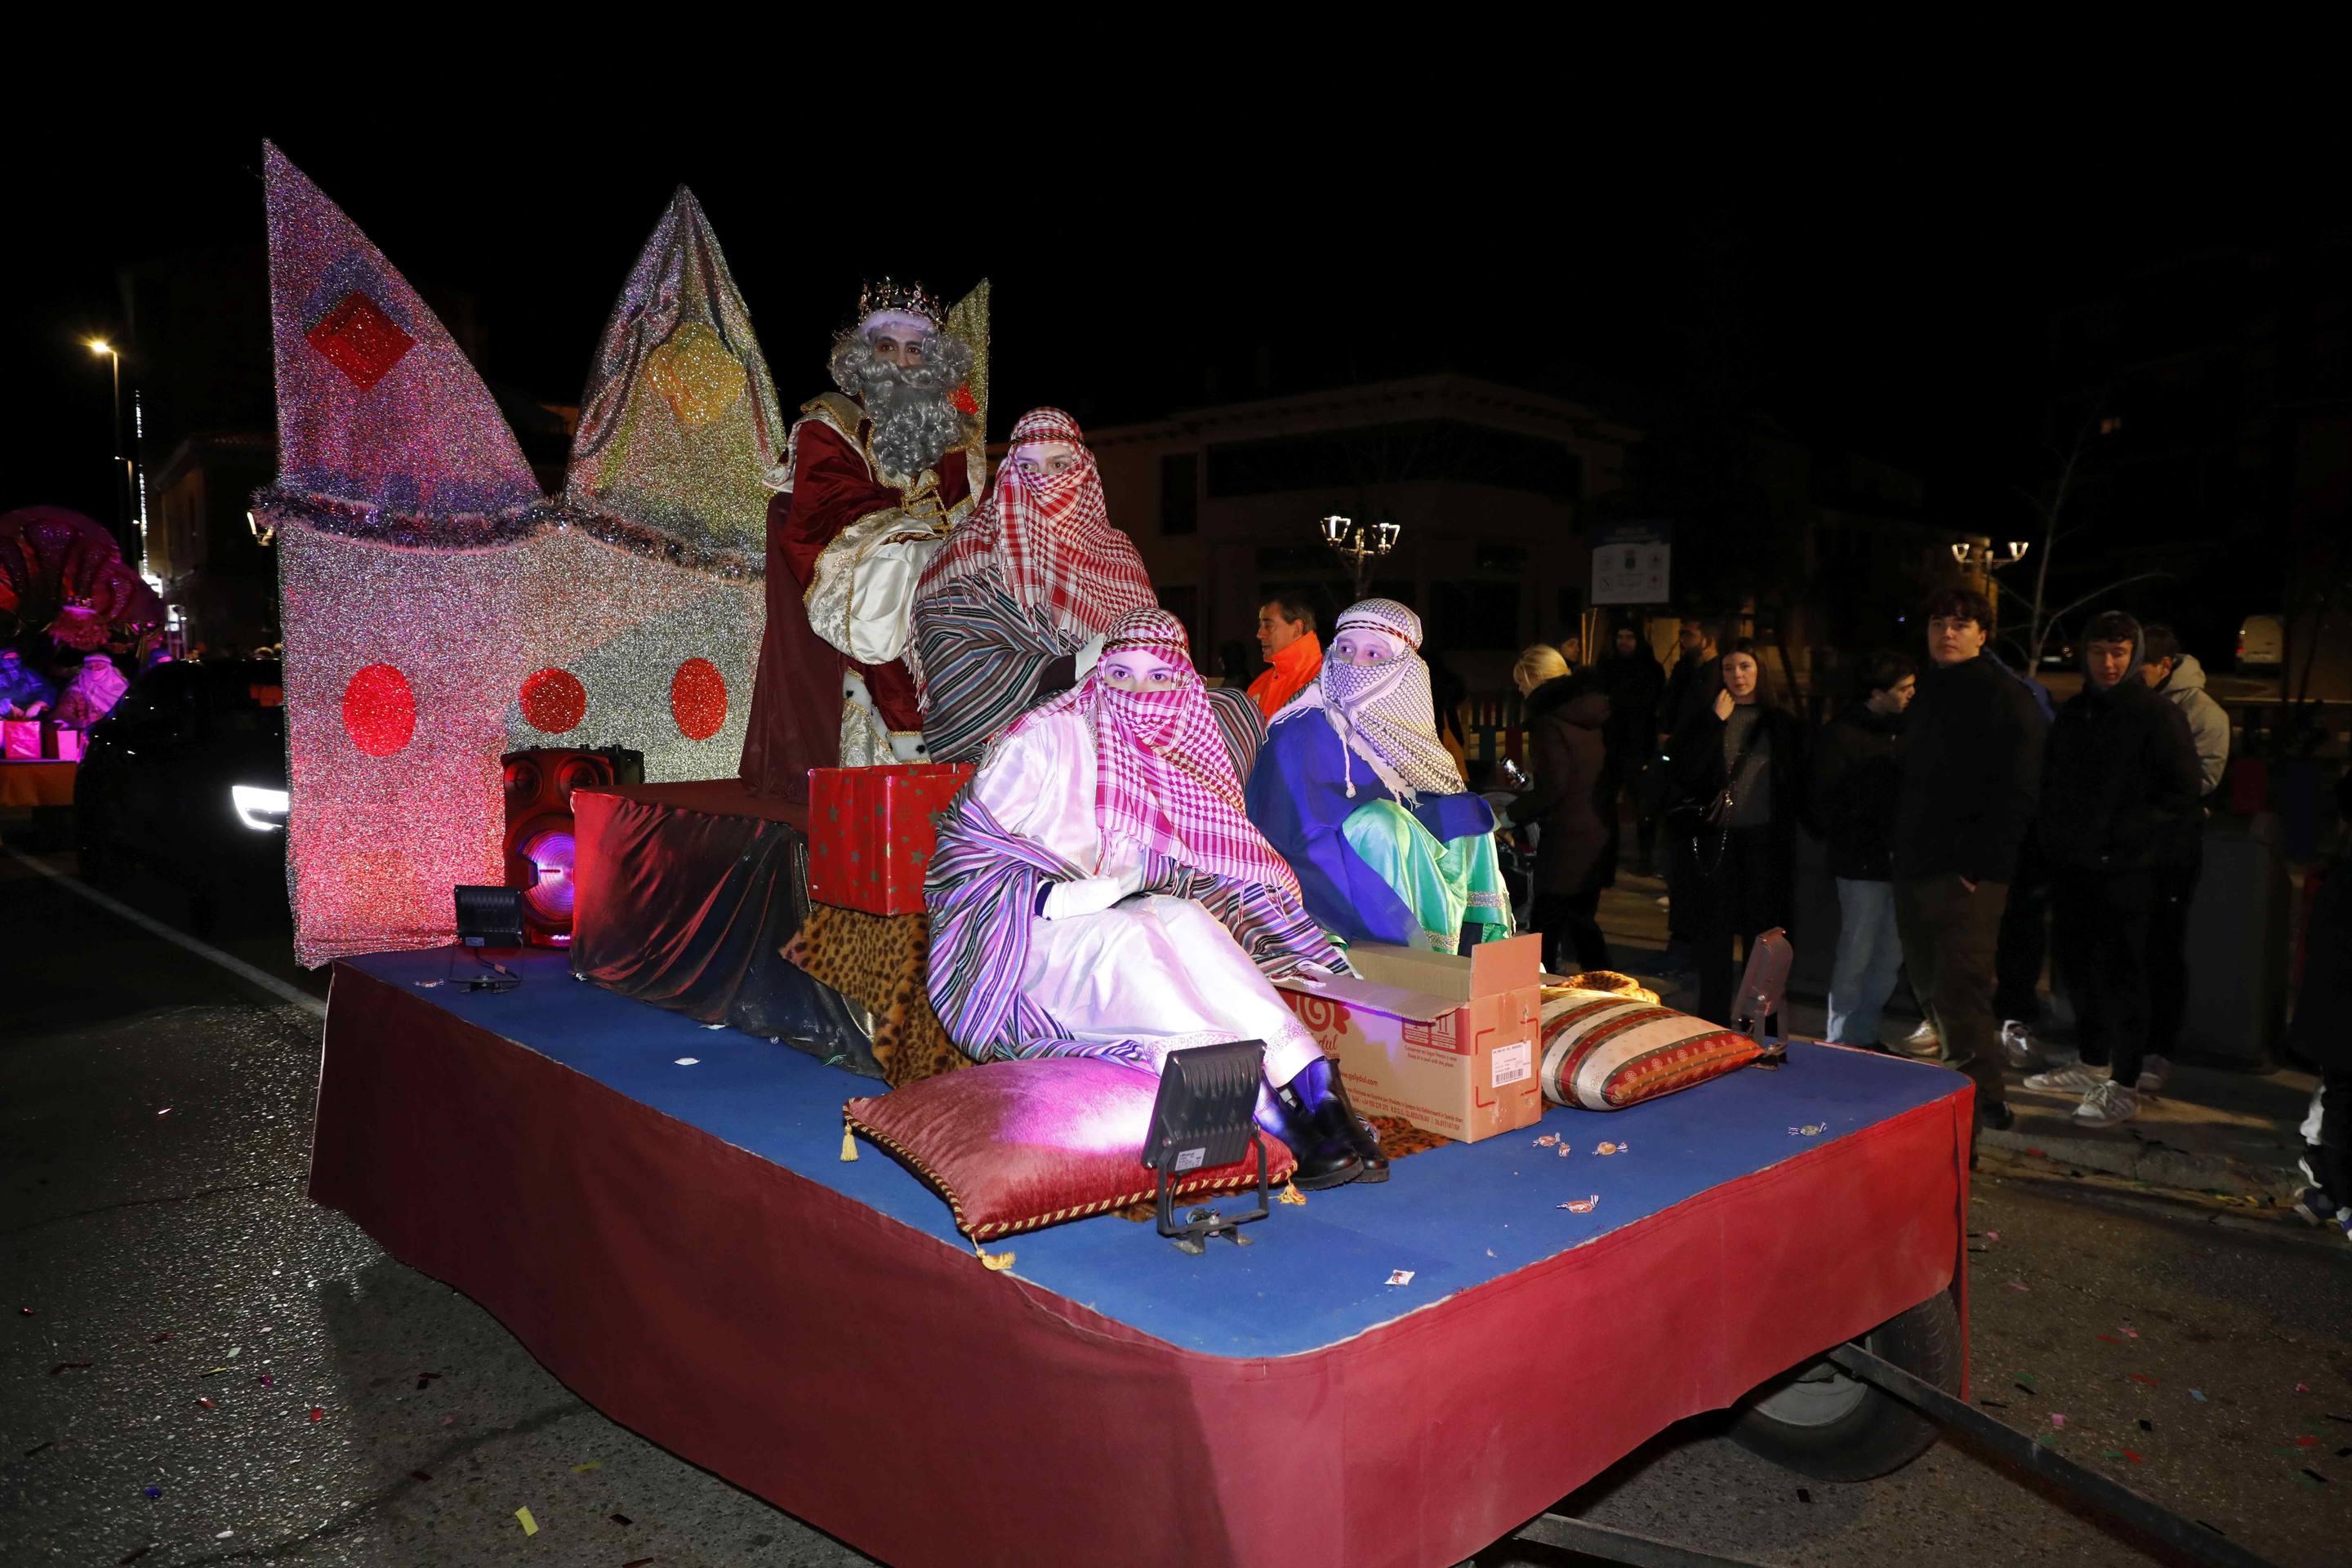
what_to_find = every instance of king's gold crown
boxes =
[857,277,944,325]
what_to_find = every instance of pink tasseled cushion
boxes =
[844,1058,1296,1240]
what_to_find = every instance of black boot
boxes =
[1319,1072,1390,1183]
[1272,1082,1362,1191]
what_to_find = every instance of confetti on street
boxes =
[572,1460,602,1472]
[2051,1414,2067,1429]
[515,1506,539,1536]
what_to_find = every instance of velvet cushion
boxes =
[1539,991,1761,1111]
[844,1058,1296,1239]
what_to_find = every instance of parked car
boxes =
[75,659,288,931]
[2237,612,2284,670]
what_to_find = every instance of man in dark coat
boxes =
[1655,618,1723,969]
[1600,625,1666,874]
[2020,611,2204,1128]
[1891,587,2047,1135]
[1499,670,1614,973]
[1811,650,1915,1046]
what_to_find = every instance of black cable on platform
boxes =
[1825,1343,2282,1568]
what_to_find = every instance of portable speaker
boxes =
[501,746,644,946]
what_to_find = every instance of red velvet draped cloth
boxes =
[739,413,977,800]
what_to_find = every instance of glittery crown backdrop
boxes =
[257,145,772,966]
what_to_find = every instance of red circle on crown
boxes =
[519,667,587,733]
[670,658,727,741]
[341,663,415,757]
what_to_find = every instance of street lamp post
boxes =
[1318,514,1401,601]
[87,340,132,558]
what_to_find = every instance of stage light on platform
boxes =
[454,884,526,948]
[1143,1039,1273,1254]
[230,784,291,831]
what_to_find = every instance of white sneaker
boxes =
[2000,1019,2040,1069]
[2024,1061,2109,1093]
[1897,1020,1942,1060]
[2136,1055,2172,1095]
[2074,1079,2141,1128]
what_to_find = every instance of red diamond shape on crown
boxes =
[306,291,415,390]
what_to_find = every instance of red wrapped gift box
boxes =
[807,764,975,915]
[45,724,87,762]
[2,719,41,760]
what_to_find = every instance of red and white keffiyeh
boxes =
[1013,608,1301,899]
[916,407,1156,639]
[1272,597,1463,801]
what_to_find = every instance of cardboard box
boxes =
[805,763,976,915]
[1276,934,1544,1144]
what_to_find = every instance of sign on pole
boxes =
[1592,521,1672,606]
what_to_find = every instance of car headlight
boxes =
[231,784,291,831]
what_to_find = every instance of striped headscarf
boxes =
[916,407,1156,639]
[1273,598,1463,801]
[1013,608,1300,899]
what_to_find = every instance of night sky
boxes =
[6,122,2314,552]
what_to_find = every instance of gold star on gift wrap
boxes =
[646,322,744,427]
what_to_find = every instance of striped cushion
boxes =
[844,1058,1297,1240]
[1539,992,1760,1111]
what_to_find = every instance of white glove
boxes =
[1073,633,1108,679]
[1042,873,1129,920]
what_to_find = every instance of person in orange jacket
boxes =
[1247,594,1322,723]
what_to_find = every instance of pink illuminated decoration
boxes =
[260,145,774,966]
[670,657,727,741]
[341,664,416,757]
[519,667,587,733]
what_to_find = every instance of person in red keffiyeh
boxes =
[913,408,1263,766]
[938,607,1388,1187]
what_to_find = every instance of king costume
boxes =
[1246,599,1512,953]
[741,283,986,795]
[925,608,1383,1186]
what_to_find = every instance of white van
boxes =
[2236,613,2283,670]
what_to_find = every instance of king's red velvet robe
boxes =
[739,396,981,800]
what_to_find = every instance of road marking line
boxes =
[3,847,327,1020]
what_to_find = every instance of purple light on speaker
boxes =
[518,828,578,924]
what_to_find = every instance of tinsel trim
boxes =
[249,486,766,581]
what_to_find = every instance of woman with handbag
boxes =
[1666,639,1807,1028]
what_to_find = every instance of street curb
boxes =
[1979,1125,2300,1205]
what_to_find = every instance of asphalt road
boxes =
[3,847,2347,1568]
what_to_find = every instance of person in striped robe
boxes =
[912,408,1261,768]
[924,608,1386,1188]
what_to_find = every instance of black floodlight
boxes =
[454,884,525,947]
[1736,926,1793,1064]
[1142,1038,1272,1254]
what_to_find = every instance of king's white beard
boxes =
[831,336,973,478]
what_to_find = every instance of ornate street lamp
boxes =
[1950,539,2030,568]
[1319,514,1401,600]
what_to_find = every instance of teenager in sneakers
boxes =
[2136,623,2230,1094]
[1811,650,1914,1047]
[1892,587,2046,1135]
[2022,612,2203,1128]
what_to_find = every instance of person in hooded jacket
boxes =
[1666,639,1807,1028]
[2021,611,2204,1128]
[1811,649,1916,1048]
[1499,653,1615,973]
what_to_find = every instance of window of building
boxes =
[1160,452,1198,534]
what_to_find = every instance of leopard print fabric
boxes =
[782,906,973,1089]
